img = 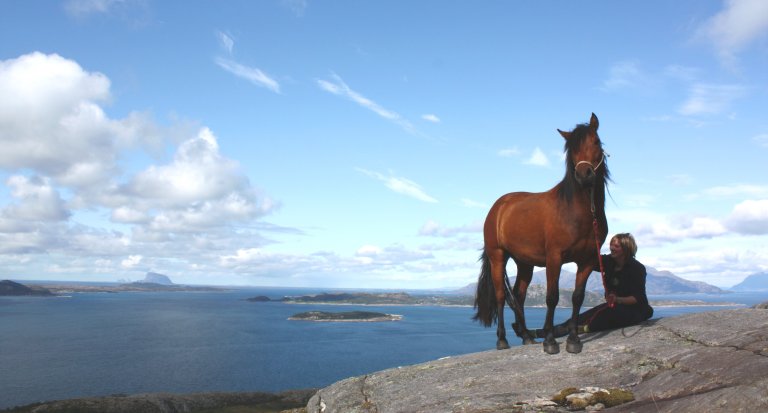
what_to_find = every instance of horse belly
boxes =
[493,196,548,266]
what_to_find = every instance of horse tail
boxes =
[473,251,498,327]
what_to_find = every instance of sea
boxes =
[1,286,766,410]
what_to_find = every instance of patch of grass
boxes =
[592,388,635,407]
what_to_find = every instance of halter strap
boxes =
[575,151,607,172]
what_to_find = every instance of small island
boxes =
[288,310,403,322]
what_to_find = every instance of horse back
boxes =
[485,186,599,267]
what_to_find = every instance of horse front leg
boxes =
[511,262,536,345]
[542,263,561,355]
[566,264,592,354]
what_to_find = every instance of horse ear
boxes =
[590,113,599,130]
[558,129,571,139]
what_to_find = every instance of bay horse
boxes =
[473,113,609,354]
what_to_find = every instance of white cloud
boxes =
[282,0,308,17]
[601,61,652,92]
[215,57,280,93]
[698,0,768,69]
[678,83,746,116]
[497,147,520,157]
[635,215,727,244]
[701,184,768,199]
[421,114,440,123]
[0,53,161,186]
[460,198,486,209]
[418,220,482,237]
[0,52,279,280]
[216,31,234,55]
[726,199,768,234]
[317,73,418,135]
[753,133,768,148]
[2,175,70,222]
[65,0,121,16]
[357,168,438,203]
[525,147,550,167]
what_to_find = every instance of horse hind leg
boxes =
[489,250,511,350]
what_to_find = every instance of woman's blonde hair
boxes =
[612,233,637,258]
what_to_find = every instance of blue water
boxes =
[0,288,764,409]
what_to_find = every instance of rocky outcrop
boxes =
[5,389,316,413]
[308,308,768,412]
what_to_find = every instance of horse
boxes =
[473,113,609,355]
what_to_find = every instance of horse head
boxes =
[558,113,606,188]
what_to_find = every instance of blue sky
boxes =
[1,0,767,289]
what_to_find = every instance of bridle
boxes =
[575,151,608,174]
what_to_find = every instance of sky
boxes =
[1,0,767,289]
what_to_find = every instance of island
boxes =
[0,280,55,296]
[288,310,403,322]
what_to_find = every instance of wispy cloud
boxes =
[421,114,440,123]
[215,57,280,94]
[460,198,486,209]
[216,31,234,55]
[317,73,418,135]
[600,60,653,92]
[282,0,308,17]
[418,219,482,237]
[524,147,550,167]
[497,147,520,157]
[753,133,768,148]
[357,168,437,203]
[65,0,122,16]
[697,0,768,70]
[677,83,745,116]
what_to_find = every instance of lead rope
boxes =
[590,186,613,308]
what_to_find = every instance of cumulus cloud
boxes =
[0,52,279,280]
[697,0,768,69]
[421,114,440,123]
[2,175,70,222]
[215,57,281,93]
[357,168,438,203]
[726,199,768,234]
[525,147,550,167]
[635,215,728,244]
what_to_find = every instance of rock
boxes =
[141,272,174,285]
[307,308,768,412]
[7,389,317,413]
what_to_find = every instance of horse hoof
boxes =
[497,339,510,350]
[543,341,560,355]
[522,337,537,346]
[566,340,583,354]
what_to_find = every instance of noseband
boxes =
[575,151,607,173]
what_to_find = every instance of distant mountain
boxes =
[730,272,768,292]
[0,280,55,296]
[644,267,724,294]
[137,272,174,285]
[457,266,724,296]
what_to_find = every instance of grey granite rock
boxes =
[308,308,768,413]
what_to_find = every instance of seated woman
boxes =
[538,233,654,338]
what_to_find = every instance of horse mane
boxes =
[557,123,611,206]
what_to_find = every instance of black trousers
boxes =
[577,302,654,332]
